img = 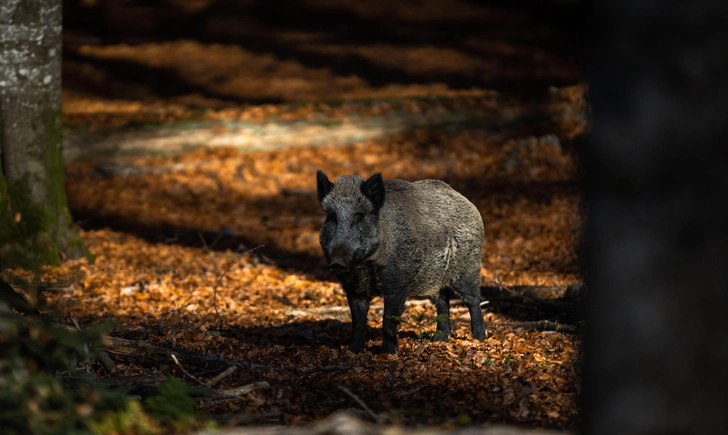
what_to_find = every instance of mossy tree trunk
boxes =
[583,0,728,433]
[0,0,91,269]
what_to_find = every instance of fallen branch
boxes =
[104,335,282,372]
[9,315,283,374]
[99,373,168,388]
[97,350,119,375]
[206,366,237,387]
[219,381,271,397]
[59,372,169,397]
[337,386,386,425]
[171,354,207,386]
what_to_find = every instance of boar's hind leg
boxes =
[346,291,370,353]
[381,291,408,354]
[430,288,452,342]
[453,274,487,341]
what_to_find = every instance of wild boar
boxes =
[316,171,486,353]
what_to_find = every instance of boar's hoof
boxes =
[472,329,487,342]
[348,342,366,354]
[432,331,450,342]
[380,342,398,354]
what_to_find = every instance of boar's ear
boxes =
[316,170,334,205]
[361,173,385,211]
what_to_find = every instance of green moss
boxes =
[46,109,94,263]
[0,108,93,269]
[0,173,61,268]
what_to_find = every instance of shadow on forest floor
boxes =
[62,0,582,104]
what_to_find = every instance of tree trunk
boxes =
[583,0,728,433]
[0,0,91,268]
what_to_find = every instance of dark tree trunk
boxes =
[0,0,90,268]
[583,0,728,433]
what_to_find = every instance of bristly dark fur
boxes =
[316,170,487,354]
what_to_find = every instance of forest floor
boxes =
[16,0,586,431]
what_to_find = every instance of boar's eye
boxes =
[352,213,365,225]
[325,212,337,224]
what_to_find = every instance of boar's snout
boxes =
[327,245,350,274]
[328,259,349,274]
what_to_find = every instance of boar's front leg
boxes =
[345,290,370,353]
[381,290,408,354]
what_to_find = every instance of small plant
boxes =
[143,376,215,433]
[484,357,494,367]
[456,414,472,425]
[411,313,425,323]
[433,314,447,323]
[503,355,515,364]
[144,377,199,426]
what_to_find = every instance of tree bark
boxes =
[0,0,90,268]
[583,0,728,433]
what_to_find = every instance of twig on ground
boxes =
[338,385,385,424]
[272,294,296,307]
[171,354,207,387]
[198,231,222,253]
[97,350,119,375]
[206,365,237,387]
[219,381,271,397]
[168,293,196,329]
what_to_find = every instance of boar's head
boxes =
[316,170,385,275]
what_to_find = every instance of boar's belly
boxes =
[410,283,443,298]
